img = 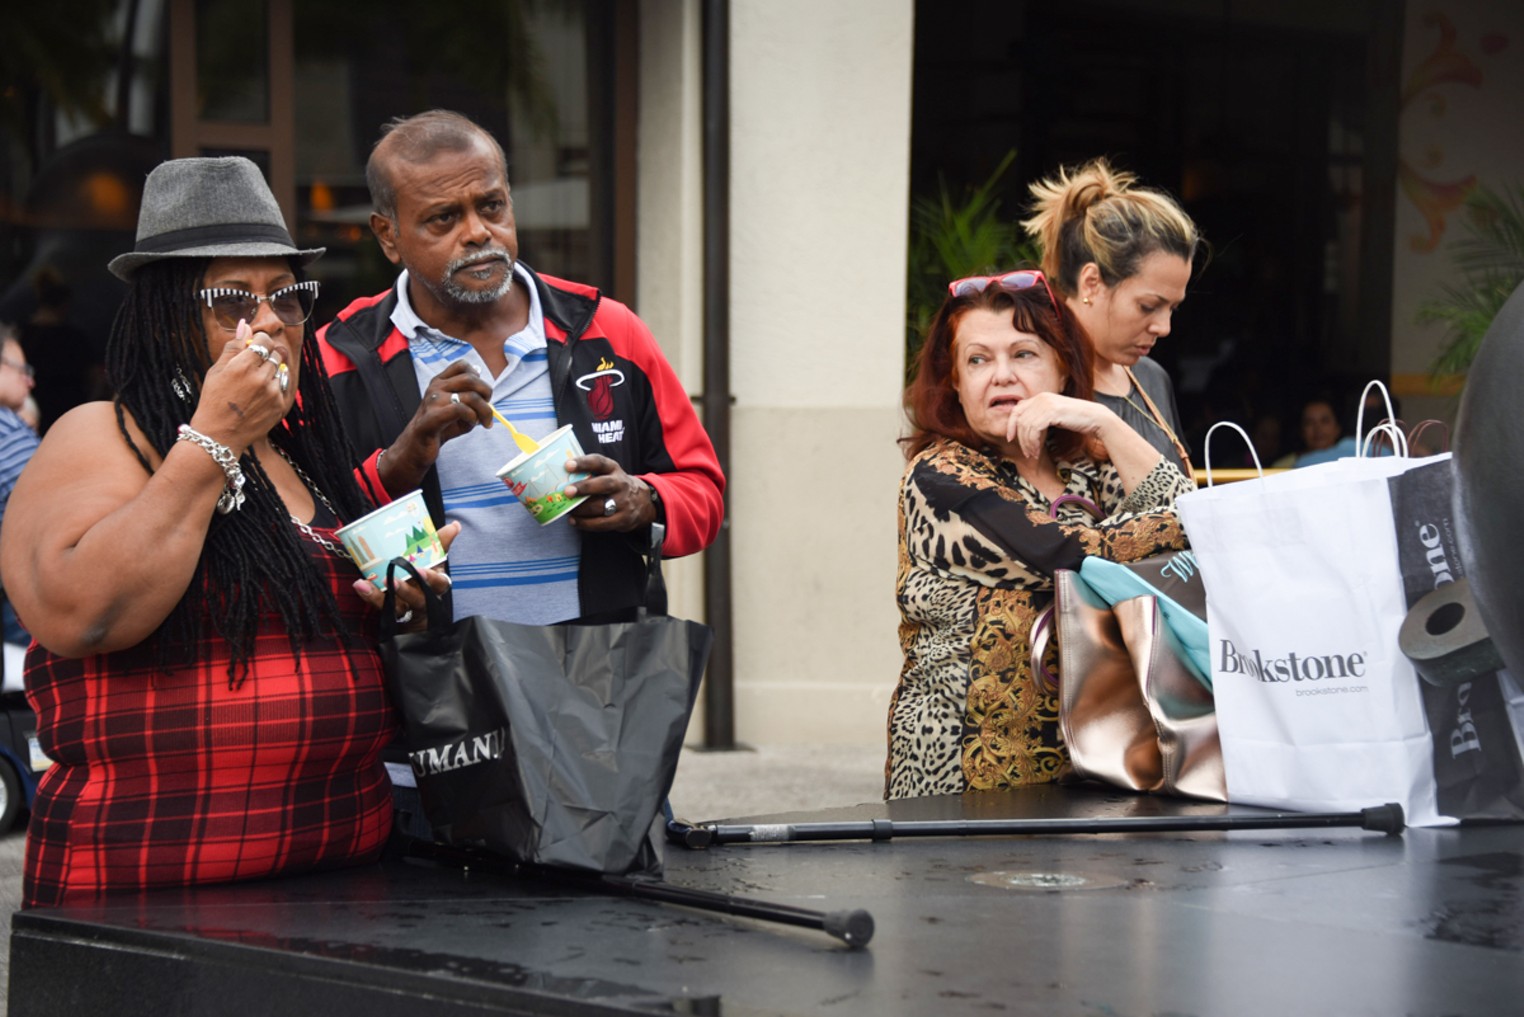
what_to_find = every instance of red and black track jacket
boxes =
[317,264,725,621]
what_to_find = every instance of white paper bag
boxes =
[1177,415,1454,826]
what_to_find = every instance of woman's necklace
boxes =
[1097,365,1152,420]
[1115,369,1193,475]
[1121,388,1165,430]
[1093,362,1133,399]
[272,446,348,559]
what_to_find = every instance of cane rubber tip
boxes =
[1362,803,1406,835]
[682,826,716,849]
[823,908,875,948]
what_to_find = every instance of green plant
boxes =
[0,3,118,165]
[905,150,1038,375]
[1419,183,1524,377]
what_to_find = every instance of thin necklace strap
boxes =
[271,445,350,561]
[289,512,349,559]
[273,444,338,520]
[1122,367,1194,480]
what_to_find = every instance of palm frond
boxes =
[905,150,1037,374]
[1421,183,1524,378]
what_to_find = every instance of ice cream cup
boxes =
[335,489,447,589]
[495,424,590,525]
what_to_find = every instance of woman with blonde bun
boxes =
[1023,159,1199,478]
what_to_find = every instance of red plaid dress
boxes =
[22,520,396,909]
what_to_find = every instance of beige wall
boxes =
[635,1,708,627]
[638,0,914,748]
[1390,0,1524,423]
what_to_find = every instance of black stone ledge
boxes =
[9,785,1524,1017]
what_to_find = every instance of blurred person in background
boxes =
[19,396,41,431]
[0,327,40,690]
[1247,410,1285,468]
[1276,393,1360,468]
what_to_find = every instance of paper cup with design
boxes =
[335,489,448,589]
[495,424,591,525]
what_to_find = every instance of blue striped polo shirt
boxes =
[0,406,39,646]
[391,266,580,624]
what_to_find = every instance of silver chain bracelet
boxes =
[176,424,246,514]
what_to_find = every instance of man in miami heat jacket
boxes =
[318,110,723,625]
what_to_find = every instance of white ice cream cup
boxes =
[335,489,447,589]
[495,424,590,525]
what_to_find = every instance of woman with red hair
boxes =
[887,271,1190,800]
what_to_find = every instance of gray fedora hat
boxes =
[108,156,324,281]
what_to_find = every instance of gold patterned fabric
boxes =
[887,439,1190,800]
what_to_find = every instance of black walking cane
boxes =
[403,842,875,948]
[527,865,874,947]
[670,802,1405,848]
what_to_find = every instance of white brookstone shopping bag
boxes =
[1176,419,1454,826]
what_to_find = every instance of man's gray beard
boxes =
[439,251,516,305]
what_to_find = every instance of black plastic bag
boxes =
[380,526,711,875]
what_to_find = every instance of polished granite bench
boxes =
[9,784,1521,1016]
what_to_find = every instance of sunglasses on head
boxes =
[196,280,320,333]
[947,269,1060,314]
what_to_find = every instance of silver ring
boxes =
[603,497,617,517]
[450,392,462,406]
[278,364,290,394]
[247,343,271,362]
[395,607,414,625]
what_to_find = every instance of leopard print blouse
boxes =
[887,438,1191,800]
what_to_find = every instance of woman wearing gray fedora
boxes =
[0,156,454,908]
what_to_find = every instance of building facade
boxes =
[1,0,1519,753]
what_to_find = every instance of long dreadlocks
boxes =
[105,258,383,686]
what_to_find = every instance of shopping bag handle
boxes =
[1354,380,1407,457]
[1360,421,1409,458]
[1029,605,1058,694]
[1201,420,1261,487]
[1406,418,1450,453]
[1026,496,1102,689]
[1050,493,1101,519]
[380,556,453,640]
[637,522,668,620]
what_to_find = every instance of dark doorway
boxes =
[911,0,1401,463]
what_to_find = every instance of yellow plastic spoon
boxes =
[493,408,541,455]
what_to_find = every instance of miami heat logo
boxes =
[575,356,626,422]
